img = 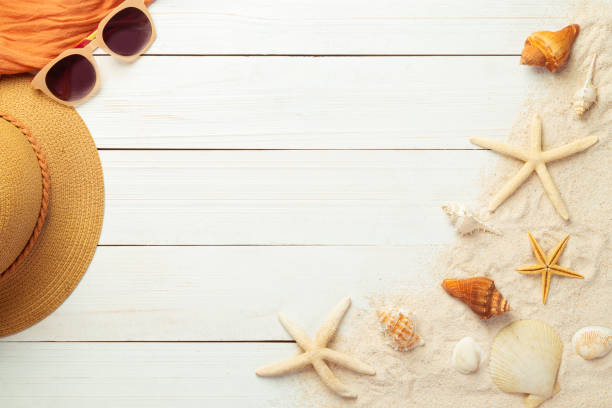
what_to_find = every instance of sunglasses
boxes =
[32,0,156,106]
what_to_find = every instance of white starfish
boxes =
[470,115,598,220]
[255,297,375,398]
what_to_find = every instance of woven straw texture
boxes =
[0,119,42,271]
[0,74,104,337]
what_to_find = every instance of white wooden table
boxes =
[0,1,569,406]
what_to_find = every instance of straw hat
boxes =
[0,74,104,337]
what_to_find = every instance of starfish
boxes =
[516,233,583,304]
[255,297,375,398]
[470,115,598,220]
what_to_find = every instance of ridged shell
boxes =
[441,277,511,319]
[573,88,597,116]
[571,326,612,360]
[378,308,424,352]
[572,54,598,117]
[490,320,563,408]
[441,203,500,236]
[520,24,580,72]
[451,336,483,374]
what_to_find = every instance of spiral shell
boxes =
[572,54,598,117]
[378,308,424,352]
[441,277,511,319]
[520,24,580,72]
[571,326,612,360]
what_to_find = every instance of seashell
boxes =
[378,308,424,352]
[441,277,510,319]
[520,24,580,72]
[572,54,598,117]
[451,336,483,374]
[571,326,612,360]
[441,203,501,236]
[490,320,563,408]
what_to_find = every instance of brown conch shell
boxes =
[520,24,580,72]
[441,277,510,319]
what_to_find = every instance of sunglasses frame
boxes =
[31,0,156,106]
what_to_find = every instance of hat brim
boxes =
[0,75,104,337]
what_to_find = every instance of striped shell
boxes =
[378,308,424,352]
[441,277,511,319]
[571,326,612,360]
[490,320,563,408]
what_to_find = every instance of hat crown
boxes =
[0,118,42,273]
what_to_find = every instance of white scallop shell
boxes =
[441,203,500,236]
[572,54,597,117]
[571,326,612,360]
[490,320,563,408]
[451,336,483,374]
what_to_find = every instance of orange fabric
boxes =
[0,0,154,75]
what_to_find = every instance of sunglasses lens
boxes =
[103,7,152,56]
[45,54,96,102]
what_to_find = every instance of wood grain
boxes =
[136,0,565,55]
[2,2,579,404]
[0,342,306,407]
[4,246,438,341]
[99,149,495,245]
[78,56,542,149]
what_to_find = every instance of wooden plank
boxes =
[139,0,565,55]
[1,340,608,407]
[78,56,541,149]
[98,149,489,246]
[5,245,438,341]
[0,342,304,407]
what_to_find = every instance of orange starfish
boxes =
[516,233,583,304]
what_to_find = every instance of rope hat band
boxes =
[0,112,51,279]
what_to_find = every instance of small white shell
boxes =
[441,203,500,236]
[571,326,612,360]
[490,320,563,408]
[572,54,597,117]
[451,336,483,374]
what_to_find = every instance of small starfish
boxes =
[255,297,375,398]
[470,115,598,220]
[516,233,583,304]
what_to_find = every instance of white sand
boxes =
[294,2,612,406]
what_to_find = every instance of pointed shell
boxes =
[441,277,511,319]
[573,86,597,118]
[378,308,424,352]
[572,87,597,116]
[451,337,483,374]
[441,203,500,236]
[571,326,612,360]
[572,54,598,117]
[490,320,563,407]
[520,24,580,72]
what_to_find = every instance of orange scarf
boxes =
[0,0,154,75]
